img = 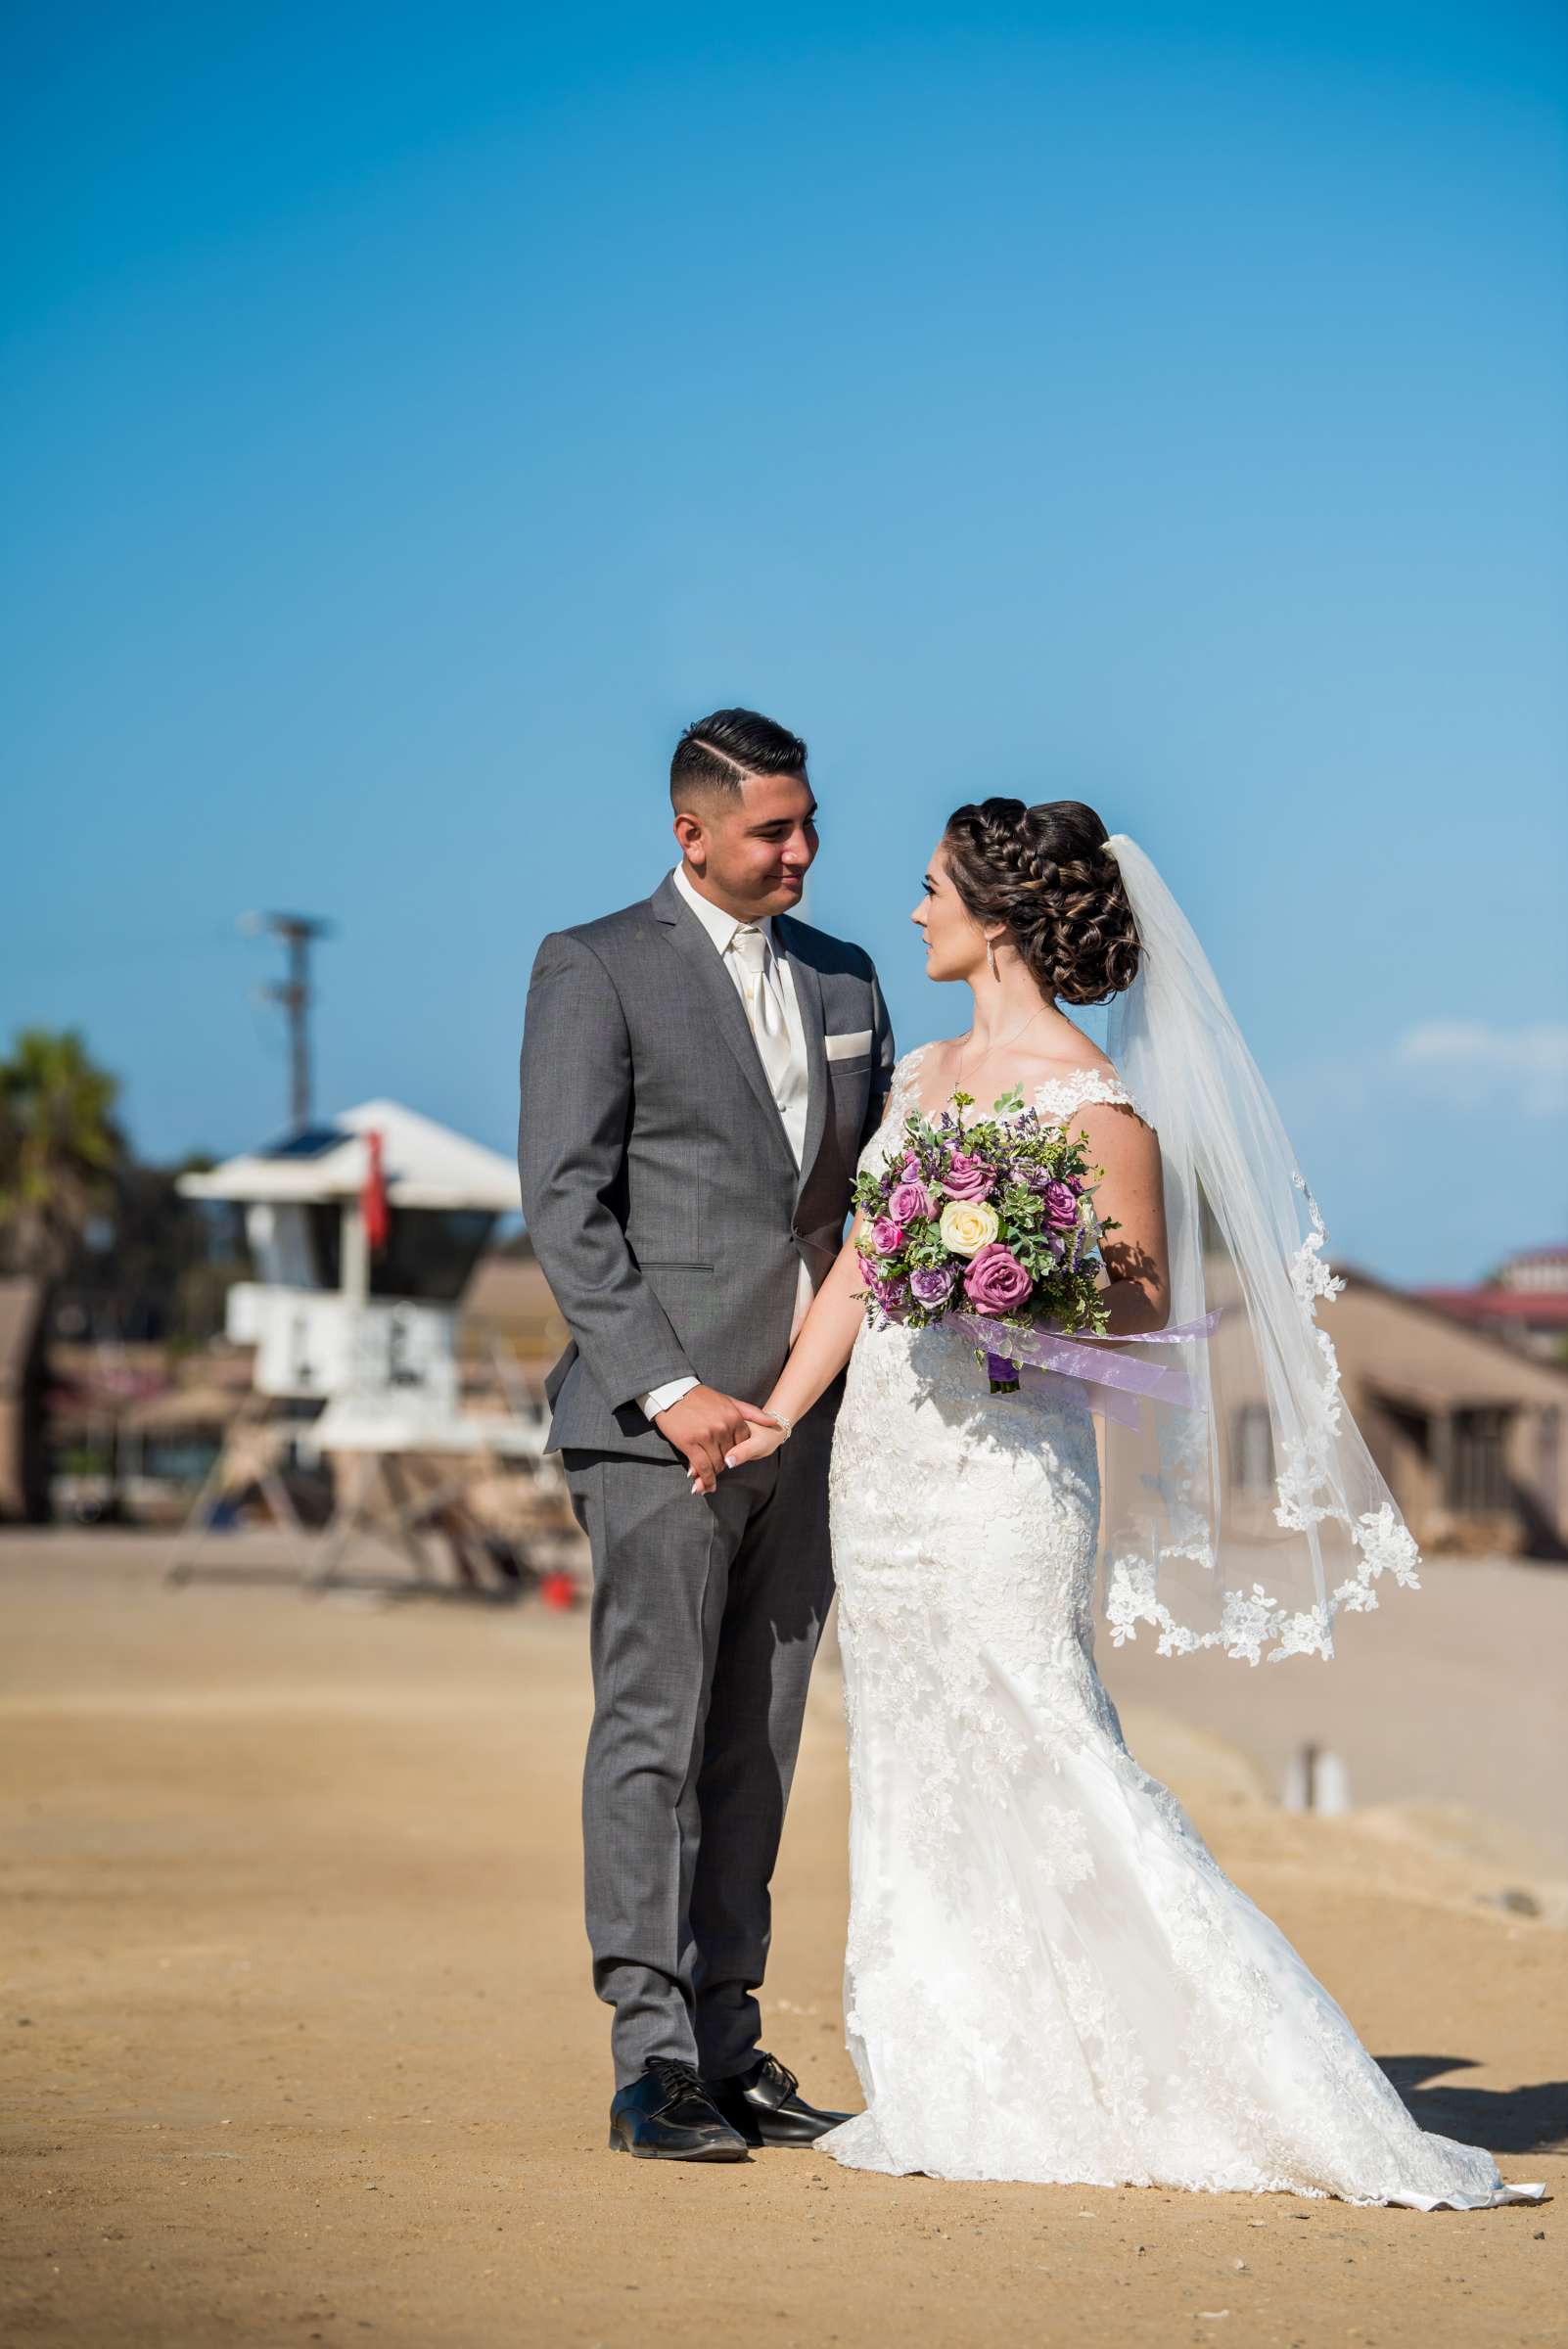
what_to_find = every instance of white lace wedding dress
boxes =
[819,1047,1538,2209]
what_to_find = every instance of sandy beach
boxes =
[2,1532,1562,2348]
[1100,1553,1568,1873]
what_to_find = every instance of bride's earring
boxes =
[986,938,999,982]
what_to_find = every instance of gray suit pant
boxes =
[563,1429,834,2089]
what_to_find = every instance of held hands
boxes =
[653,1385,781,1497]
[719,1417,789,1475]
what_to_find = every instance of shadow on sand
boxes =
[1379,2055,1568,2155]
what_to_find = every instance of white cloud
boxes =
[1395,1020,1568,1117]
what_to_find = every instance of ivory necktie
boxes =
[730,924,793,1096]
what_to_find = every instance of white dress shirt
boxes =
[638,863,815,1424]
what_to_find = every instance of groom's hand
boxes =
[654,1386,779,1495]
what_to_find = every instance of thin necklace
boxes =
[955,1001,1046,1090]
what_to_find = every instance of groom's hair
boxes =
[670,708,807,807]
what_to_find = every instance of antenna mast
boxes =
[247,912,334,1126]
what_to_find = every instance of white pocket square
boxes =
[824,1029,873,1062]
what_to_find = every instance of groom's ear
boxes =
[672,807,709,867]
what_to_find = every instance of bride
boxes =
[720,796,1541,2211]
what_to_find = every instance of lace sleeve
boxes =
[1034,1067,1149,1128]
[856,1045,930,1180]
[884,1044,931,1121]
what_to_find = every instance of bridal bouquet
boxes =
[852,1087,1115,1392]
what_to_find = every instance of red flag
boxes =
[361,1129,390,1255]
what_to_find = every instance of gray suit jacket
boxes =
[518,873,896,1459]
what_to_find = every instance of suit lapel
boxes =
[650,876,797,1167]
[776,917,828,1201]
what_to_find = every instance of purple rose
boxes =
[1041,1179,1079,1226]
[962,1242,1035,1317]
[869,1274,909,1314]
[887,1178,934,1224]
[899,1153,923,1179]
[870,1216,905,1257]
[909,1264,955,1310]
[856,1252,877,1286]
[943,1150,994,1202]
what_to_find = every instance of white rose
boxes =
[938,1198,1000,1258]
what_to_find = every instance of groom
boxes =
[518,709,895,2160]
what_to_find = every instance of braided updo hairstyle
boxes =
[942,799,1142,1006]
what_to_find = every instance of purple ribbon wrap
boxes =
[955,1311,1222,1428]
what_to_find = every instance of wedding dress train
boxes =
[819,1050,1540,2210]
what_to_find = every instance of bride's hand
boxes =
[721,1418,790,1472]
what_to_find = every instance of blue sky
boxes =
[4,2,1565,1282]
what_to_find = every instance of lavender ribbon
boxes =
[955,1311,1222,1429]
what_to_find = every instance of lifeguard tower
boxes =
[168,1100,551,1591]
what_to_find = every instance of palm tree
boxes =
[0,1029,126,1280]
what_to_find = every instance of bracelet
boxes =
[770,1408,795,1441]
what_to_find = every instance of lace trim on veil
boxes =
[1102,1181,1422,1668]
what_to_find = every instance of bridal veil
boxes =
[1098,833,1421,1664]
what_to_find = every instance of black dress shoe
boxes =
[608,2058,750,2160]
[702,2051,854,2146]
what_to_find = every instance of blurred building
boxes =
[1417,1242,1568,1364]
[1220,1267,1568,1561]
[47,1341,252,1527]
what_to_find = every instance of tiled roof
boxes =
[1416,1286,1568,1325]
